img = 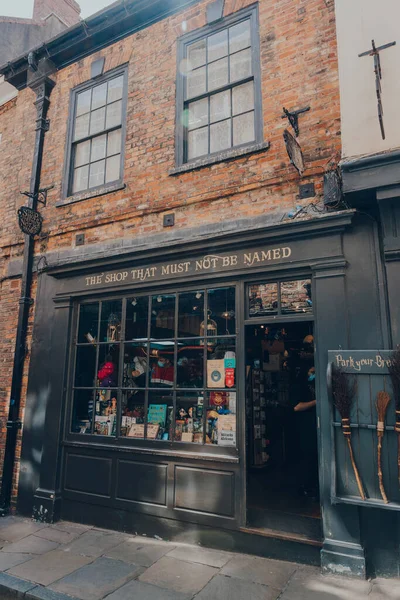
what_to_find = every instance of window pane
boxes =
[126,296,149,340]
[94,389,117,436]
[120,390,145,437]
[106,100,122,129]
[72,164,89,193]
[78,303,99,343]
[206,337,236,389]
[229,20,251,54]
[178,291,204,337]
[74,113,90,140]
[107,75,124,104]
[75,140,91,167]
[281,279,312,314]
[210,119,231,153]
[74,345,97,387]
[71,390,93,434]
[207,405,236,446]
[76,89,91,117]
[177,340,204,388]
[149,346,175,387]
[210,90,231,123]
[147,392,173,440]
[208,29,228,62]
[230,47,252,82]
[123,342,148,388]
[188,98,208,130]
[207,287,236,335]
[106,155,120,183]
[99,300,123,342]
[90,134,107,162]
[89,160,105,188]
[233,111,255,146]
[249,283,278,316]
[187,66,206,99]
[91,82,107,110]
[97,345,120,387]
[90,107,106,135]
[151,294,175,339]
[188,127,208,160]
[232,81,254,115]
[175,392,204,443]
[208,57,228,91]
[107,129,121,156]
[187,39,206,69]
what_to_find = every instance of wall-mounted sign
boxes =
[331,350,393,374]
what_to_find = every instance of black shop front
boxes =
[17,209,400,577]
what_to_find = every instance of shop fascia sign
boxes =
[83,245,293,289]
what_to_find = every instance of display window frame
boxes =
[64,281,240,458]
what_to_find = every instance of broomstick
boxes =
[376,390,391,503]
[332,366,366,500]
[387,347,400,487]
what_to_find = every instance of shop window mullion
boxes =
[116,298,127,438]
[90,301,102,434]
[144,295,152,440]
[202,288,208,445]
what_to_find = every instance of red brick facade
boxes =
[0,0,340,507]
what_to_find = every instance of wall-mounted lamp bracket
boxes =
[281,106,310,137]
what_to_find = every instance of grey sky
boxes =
[0,0,115,19]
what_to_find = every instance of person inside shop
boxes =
[150,353,174,387]
[292,337,319,500]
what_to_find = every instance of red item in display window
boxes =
[225,368,235,388]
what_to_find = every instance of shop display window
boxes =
[248,279,312,317]
[70,287,237,448]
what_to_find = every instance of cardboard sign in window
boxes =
[207,359,225,388]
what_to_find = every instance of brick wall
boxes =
[0,0,340,507]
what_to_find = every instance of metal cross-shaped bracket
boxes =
[281,106,310,137]
[358,39,396,140]
[20,185,54,207]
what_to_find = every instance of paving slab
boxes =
[221,554,296,589]
[369,578,400,600]
[50,521,92,535]
[195,573,281,600]
[3,534,59,555]
[49,556,142,600]
[0,551,35,571]
[8,549,93,586]
[105,579,193,600]
[105,538,173,567]
[279,569,373,600]
[138,555,218,595]
[34,527,83,545]
[62,529,127,558]
[0,520,47,543]
[166,545,232,568]
[27,587,82,600]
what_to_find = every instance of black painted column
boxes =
[31,290,72,522]
[313,259,366,578]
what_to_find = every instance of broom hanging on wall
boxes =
[332,366,366,500]
[387,347,400,487]
[376,390,391,503]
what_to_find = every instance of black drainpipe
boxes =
[0,70,55,516]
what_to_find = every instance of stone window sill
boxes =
[56,181,126,207]
[169,141,271,175]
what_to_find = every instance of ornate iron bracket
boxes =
[281,106,310,137]
[20,185,54,207]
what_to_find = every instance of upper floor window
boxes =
[65,66,127,197]
[176,5,262,167]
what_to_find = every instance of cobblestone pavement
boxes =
[0,516,399,599]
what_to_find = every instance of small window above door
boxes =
[248,279,312,318]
